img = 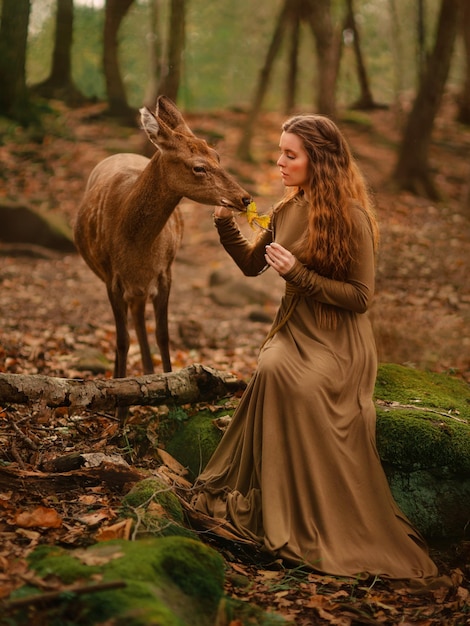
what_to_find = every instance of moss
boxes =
[375,363,470,416]
[123,477,184,523]
[19,537,225,626]
[165,410,224,479]
[156,537,225,604]
[374,364,470,475]
[27,544,99,584]
[121,477,197,540]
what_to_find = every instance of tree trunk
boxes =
[345,0,380,110]
[306,0,338,117]
[31,0,84,105]
[103,0,135,120]
[158,0,186,103]
[416,0,426,86]
[285,14,300,114]
[393,0,462,200]
[144,0,163,107]
[457,0,470,124]
[237,0,291,160]
[0,0,31,122]
[0,365,245,412]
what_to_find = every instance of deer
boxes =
[74,95,252,411]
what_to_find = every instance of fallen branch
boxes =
[0,364,246,411]
[2,580,127,611]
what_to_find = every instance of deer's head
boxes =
[140,96,251,212]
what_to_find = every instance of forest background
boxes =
[0,1,469,623]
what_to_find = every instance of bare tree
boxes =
[0,0,31,122]
[344,0,383,110]
[32,0,84,105]
[393,0,463,199]
[144,0,164,107]
[103,0,135,120]
[157,0,186,102]
[237,0,339,161]
[457,0,470,124]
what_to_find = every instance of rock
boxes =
[209,271,275,307]
[0,201,75,252]
[24,537,226,625]
[375,363,470,539]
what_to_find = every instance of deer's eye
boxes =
[193,165,206,174]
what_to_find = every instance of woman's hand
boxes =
[213,206,234,218]
[265,242,296,275]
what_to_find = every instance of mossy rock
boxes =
[6,537,291,625]
[121,476,196,539]
[375,364,470,539]
[9,537,224,626]
[165,410,224,480]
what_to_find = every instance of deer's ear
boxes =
[156,95,194,136]
[140,107,163,149]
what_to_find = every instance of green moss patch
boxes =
[375,364,470,474]
[15,537,225,626]
[165,410,225,479]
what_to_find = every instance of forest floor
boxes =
[0,99,469,624]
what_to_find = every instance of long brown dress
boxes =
[193,196,438,581]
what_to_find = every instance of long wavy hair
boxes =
[277,115,379,280]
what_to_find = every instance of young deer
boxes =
[74,95,251,387]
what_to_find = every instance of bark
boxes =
[0,0,31,121]
[305,0,338,117]
[32,0,84,105]
[457,0,470,124]
[285,14,300,114]
[103,0,135,120]
[393,0,462,200]
[157,0,186,102]
[0,364,246,411]
[345,0,382,110]
[144,0,163,107]
[0,462,146,493]
[237,1,291,160]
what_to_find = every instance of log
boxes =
[0,364,246,411]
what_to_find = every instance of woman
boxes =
[192,115,439,582]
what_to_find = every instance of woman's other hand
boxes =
[265,242,296,275]
[214,206,234,218]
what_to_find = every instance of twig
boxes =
[2,580,127,611]
[376,400,466,423]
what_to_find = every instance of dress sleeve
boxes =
[281,211,376,314]
[214,215,274,276]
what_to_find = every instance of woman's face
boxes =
[277,131,310,191]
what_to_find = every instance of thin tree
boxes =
[457,0,470,124]
[237,0,339,161]
[0,0,31,122]
[304,0,339,116]
[344,0,383,110]
[32,0,84,105]
[157,0,186,103]
[393,0,463,200]
[103,0,135,120]
[144,0,164,107]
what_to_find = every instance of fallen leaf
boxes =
[13,506,62,529]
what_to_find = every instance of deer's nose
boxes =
[243,196,252,207]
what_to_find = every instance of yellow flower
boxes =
[246,201,271,230]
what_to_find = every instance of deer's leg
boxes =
[107,286,130,379]
[130,297,154,375]
[152,271,172,373]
